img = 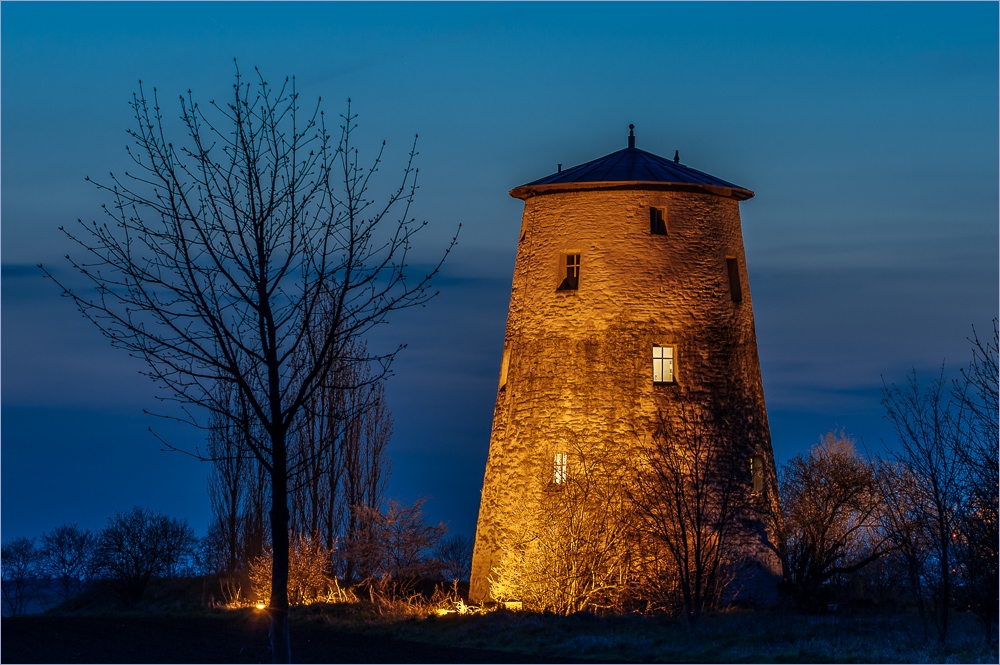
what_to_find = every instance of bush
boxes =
[40,523,95,603]
[91,506,196,606]
[1,536,43,616]
[249,534,335,606]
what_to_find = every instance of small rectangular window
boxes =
[652,346,674,384]
[750,455,764,493]
[498,344,511,389]
[726,257,742,303]
[650,207,667,235]
[557,253,580,291]
[553,453,568,484]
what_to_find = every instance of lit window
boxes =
[726,257,742,302]
[498,344,511,389]
[650,207,667,235]
[750,455,764,493]
[557,254,580,291]
[553,453,567,484]
[653,346,674,384]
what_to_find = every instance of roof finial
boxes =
[628,124,635,149]
[674,150,680,164]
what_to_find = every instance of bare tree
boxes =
[951,320,998,636]
[882,370,965,641]
[633,404,752,622]
[287,337,392,582]
[1,537,43,617]
[203,379,272,610]
[344,498,446,592]
[40,524,95,603]
[92,506,195,606]
[876,461,933,632]
[42,67,454,661]
[207,335,393,592]
[333,376,392,580]
[204,381,259,577]
[435,534,474,582]
[779,432,889,608]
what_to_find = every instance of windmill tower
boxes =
[469,126,781,604]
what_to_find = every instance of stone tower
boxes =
[469,127,780,605]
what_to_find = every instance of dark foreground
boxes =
[4,606,997,664]
[1,612,545,664]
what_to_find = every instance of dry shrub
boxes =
[488,446,639,615]
[364,578,468,617]
[249,534,335,606]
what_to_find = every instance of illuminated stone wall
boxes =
[469,184,781,603]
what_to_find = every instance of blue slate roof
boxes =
[512,127,753,200]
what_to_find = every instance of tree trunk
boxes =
[907,558,928,639]
[937,528,949,643]
[270,431,291,664]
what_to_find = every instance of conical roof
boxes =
[510,126,753,201]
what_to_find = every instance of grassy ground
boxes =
[299,603,998,664]
[3,577,997,663]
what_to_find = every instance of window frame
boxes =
[557,252,581,291]
[553,452,568,485]
[652,345,675,384]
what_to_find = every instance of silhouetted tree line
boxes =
[779,320,998,643]
[2,499,473,617]
[1,507,196,616]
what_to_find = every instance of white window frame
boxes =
[553,453,568,485]
[653,345,675,384]
[557,252,581,291]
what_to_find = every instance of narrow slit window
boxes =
[653,346,674,384]
[650,207,667,235]
[557,253,580,291]
[553,453,568,485]
[498,344,511,389]
[726,257,743,302]
[750,455,764,494]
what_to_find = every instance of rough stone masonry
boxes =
[470,128,782,604]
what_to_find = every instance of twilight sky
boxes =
[2,2,997,542]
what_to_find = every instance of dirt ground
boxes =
[1,612,543,664]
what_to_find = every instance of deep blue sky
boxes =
[2,2,997,542]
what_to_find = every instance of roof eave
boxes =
[509,180,754,201]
